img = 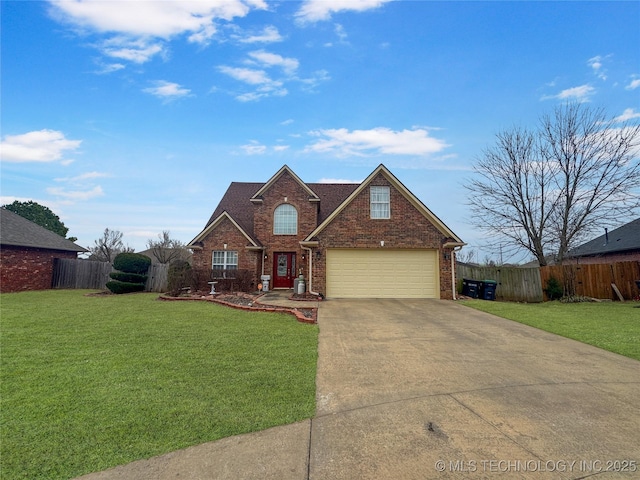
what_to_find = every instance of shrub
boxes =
[544,276,563,301]
[109,272,148,284]
[211,269,255,293]
[167,260,192,296]
[105,281,145,295]
[113,253,151,274]
[107,253,151,294]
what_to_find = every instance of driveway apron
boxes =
[311,299,640,479]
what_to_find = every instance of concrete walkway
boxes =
[77,299,640,479]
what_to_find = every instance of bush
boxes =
[105,281,145,294]
[107,253,151,294]
[113,253,151,274]
[109,272,148,284]
[544,276,563,301]
[167,260,192,296]
[211,269,255,293]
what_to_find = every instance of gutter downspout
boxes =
[452,245,464,300]
[302,245,320,296]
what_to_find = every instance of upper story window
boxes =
[370,186,390,219]
[274,204,298,235]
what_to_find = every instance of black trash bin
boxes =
[462,278,480,298]
[479,280,497,301]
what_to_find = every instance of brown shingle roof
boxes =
[201,181,359,242]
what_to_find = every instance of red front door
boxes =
[273,252,296,288]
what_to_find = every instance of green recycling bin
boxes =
[479,280,497,300]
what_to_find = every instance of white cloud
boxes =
[219,65,288,101]
[240,141,267,155]
[54,171,111,183]
[0,129,81,163]
[334,23,348,43]
[273,145,290,152]
[300,69,331,91]
[239,25,283,43]
[613,108,640,123]
[49,0,267,63]
[247,50,299,75]
[143,81,191,100]
[541,84,595,102]
[101,36,164,64]
[47,185,104,202]
[626,78,640,90]
[305,127,449,157]
[94,61,125,74]
[281,119,294,126]
[587,55,609,80]
[219,65,272,85]
[295,0,392,23]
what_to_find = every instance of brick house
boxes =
[565,217,640,264]
[188,164,464,299]
[1,208,87,293]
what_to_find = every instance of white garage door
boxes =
[326,249,439,298]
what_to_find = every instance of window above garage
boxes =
[370,186,390,219]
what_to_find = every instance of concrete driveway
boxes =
[78,298,640,480]
[311,299,640,479]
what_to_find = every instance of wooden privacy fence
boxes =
[540,261,640,301]
[456,264,543,302]
[52,258,169,293]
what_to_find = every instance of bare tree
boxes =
[466,103,640,266]
[146,230,187,264]
[541,103,640,263]
[87,228,133,262]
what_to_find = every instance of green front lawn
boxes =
[462,299,640,361]
[0,290,318,479]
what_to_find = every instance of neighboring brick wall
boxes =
[312,174,456,299]
[191,216,261,291]
[568,251,640,264]
[253,170,317,280]
[0,246,77,293]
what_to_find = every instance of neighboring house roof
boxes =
[0,208,87,252]
[137,247,192,264]
[567,217,640,258]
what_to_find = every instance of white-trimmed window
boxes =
[212,250,238,278]
[274,204,298,235]
[370,186,390,219]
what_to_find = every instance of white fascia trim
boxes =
[187,211,259,248]
[250,165,320,202]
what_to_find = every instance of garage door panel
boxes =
[326,249,438,298]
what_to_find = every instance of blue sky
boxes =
[2,0,639,261]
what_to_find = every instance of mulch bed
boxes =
[158,291,317,324]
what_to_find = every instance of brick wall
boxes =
[191,216,261,290]
[0,246,77,293]
[568,251,640,265]
[312,174,456,299]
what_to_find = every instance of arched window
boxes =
[274,204,298,235]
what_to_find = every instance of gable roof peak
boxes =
[304,164,464,244]
[250,165,320,201]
